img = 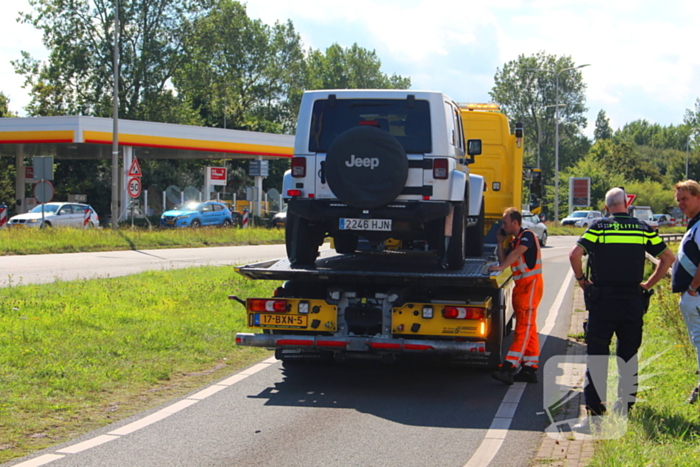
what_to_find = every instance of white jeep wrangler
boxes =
[283,89,485,269]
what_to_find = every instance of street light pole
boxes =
[554,64,590,224]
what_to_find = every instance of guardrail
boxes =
[659,233,684,243]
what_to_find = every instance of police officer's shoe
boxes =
[491,362,515,385]
[513,366,538,383]
[686,386,700,404]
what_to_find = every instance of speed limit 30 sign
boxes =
[128,177,142,198]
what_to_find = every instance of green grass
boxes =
[0,226,285,255]
[589,279,700,466]
[0,266,279,462]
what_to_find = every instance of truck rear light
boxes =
[291,157,306,177]
[443,306,485,320]
[422,306,433,319]
[287,189,302,197]
[433,158,448,179]
[298,301,309,314]
[249,299,288,313]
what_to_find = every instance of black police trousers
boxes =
[583,285,645,415]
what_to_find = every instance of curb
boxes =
[531,285,594,467]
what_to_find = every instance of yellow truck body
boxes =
[460,104,524,231]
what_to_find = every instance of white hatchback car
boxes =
[521,211,548,247]
[561,210,603,228]
[8,202,99,228]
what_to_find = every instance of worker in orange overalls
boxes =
[488,207,544,384]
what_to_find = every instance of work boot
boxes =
[513,366,538,383]
[491,362,516,385]
[687,386,700,404]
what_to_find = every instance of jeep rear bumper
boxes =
[288,199,451,223]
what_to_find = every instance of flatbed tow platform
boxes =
[235,248,509,289]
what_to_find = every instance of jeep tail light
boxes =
[291,157,306,178]
[287,189,302,197]
[443,306,484,320]
[433,158,448,179]
[249,299,288,313]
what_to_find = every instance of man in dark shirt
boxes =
[489,207,543,385]
[671,180,700,403]
[570,187,673,431]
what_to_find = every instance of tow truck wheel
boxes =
[334,233,358,254]
[445,200,466,270]
[465,199,484,257]
[285,211,321,265]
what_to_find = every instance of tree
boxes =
[174,0,306,133]
[489,52,590,184]
[304,43,411,91]
[13,0,206,121]
[594,110,613,141]
[0,92,18,118]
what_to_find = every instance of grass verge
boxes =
[0,226,285,256]
[0,266,279,463]
[589,278,700,466]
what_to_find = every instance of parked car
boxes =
[629,206,659,231]
[521,211,548,247]
[160,201,234,228]
[560,210,603,228]
[653,213,675,227]
[8,202,99,228]
[271,209,287,228]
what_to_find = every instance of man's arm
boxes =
[641,248,674,290]
[489,244,528,272]
[569,244,588,289]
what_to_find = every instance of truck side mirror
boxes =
[467,139,482,156]
[465,139,482,164]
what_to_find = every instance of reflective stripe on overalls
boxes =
[505,229,544,369]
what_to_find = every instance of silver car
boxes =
[522,211,548,247]
[8,202,99,228]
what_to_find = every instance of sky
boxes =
[2,0,700,138]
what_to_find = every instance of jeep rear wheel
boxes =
[285,211,322,265]
[325,126,408,209]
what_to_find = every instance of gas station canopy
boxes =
[0,116,294,160]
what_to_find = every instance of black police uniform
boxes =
[576,212,667,415]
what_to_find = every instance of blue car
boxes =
[160,201,234,228]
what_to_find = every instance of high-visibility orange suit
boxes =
[505,228,544,370]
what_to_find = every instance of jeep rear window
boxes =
[308,98,432,153]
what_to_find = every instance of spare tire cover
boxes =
[325,126,408,209]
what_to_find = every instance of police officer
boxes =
[569,187,673,430]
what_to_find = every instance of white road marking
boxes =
[10,454,65,467]
[24,358,279,466]
[56,435,119,454]
[463,268,574,467]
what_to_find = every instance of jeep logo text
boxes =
[345,154,379,169]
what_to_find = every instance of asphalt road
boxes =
[0,244,289,287]
[3,237,578,467]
